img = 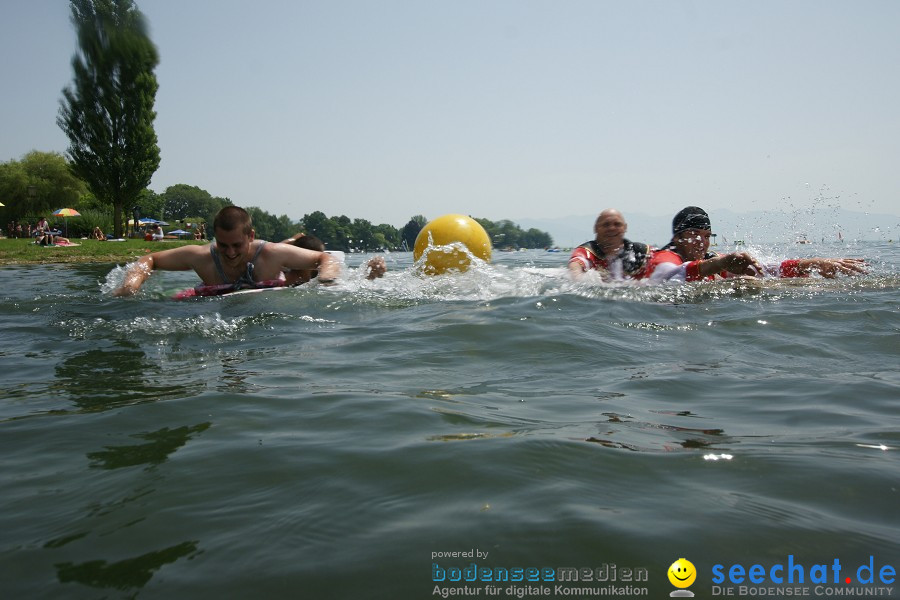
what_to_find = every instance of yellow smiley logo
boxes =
[668,558,697,588]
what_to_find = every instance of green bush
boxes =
[48,208,114,238]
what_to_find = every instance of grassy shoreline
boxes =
[0,237,207,267]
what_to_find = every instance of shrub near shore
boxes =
[0,237,206,266]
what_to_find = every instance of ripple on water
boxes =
[0,245,898,598]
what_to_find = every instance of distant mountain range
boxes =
[516,208,900,248]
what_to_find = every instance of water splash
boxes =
[96,245,897,310]
[99,262,133,295]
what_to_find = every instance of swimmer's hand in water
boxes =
[799,258,868,278]
[700,252,764,278]
[112,257,154,297]
[315,252,340,285]
[365,256,387,280]
[112,285,136,297]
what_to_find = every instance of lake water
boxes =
[1,241,898,599]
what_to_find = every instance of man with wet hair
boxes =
[113,206,339,296]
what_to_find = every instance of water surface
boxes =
[1,243,898,598]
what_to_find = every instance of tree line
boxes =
[0,151,554,249]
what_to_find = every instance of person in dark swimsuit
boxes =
[281,233,387,285]
[113,206,339,296]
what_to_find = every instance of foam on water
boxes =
[98,240,898,307]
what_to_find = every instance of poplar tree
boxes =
[58,0,160,238]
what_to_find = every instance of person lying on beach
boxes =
[568,208,762,282]
[282,233,387,285]
[113,206,339,297]
[645,206,868,282]
[38,235,74,246]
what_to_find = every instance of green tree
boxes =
[57,0,161,238]
[474,217,552,249]
[135,188,164,220]
[0,152,88,220]
[77,190,106,211]
[373,223,400,249]
[351,218,375,251]
[245,207,276,241]
[523,227,553,248]
[296,212,403,251]
[22,151,89,214]
[161,184,229,221]
[0,160,29,221]
[400,215,426,250]
[274,214,298,242]
[301,211,339,248]
[498,219,522,248]
[334,216,354,251]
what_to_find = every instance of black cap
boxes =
[672,206,711,234]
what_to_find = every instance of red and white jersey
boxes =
[644,248,805,282]
[568,239,652,280]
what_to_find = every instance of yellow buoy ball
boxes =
[413,214,492,275]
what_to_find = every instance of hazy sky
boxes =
[3,0,898,228]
